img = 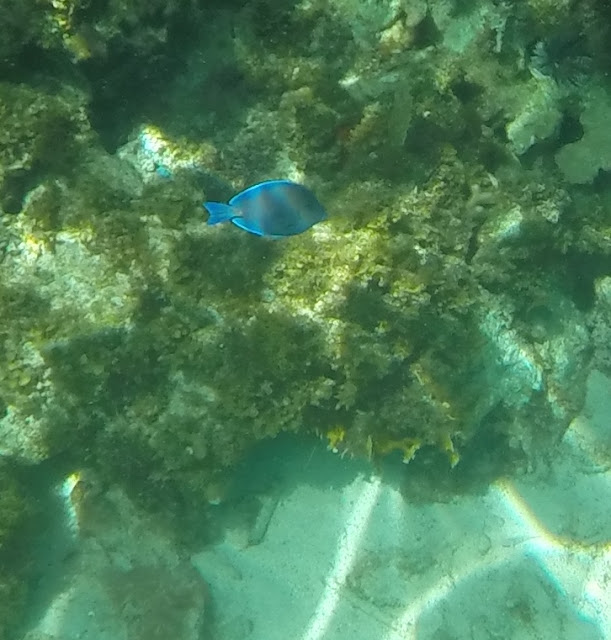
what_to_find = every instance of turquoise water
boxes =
[1,1,610,639]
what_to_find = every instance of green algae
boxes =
[0,82,90,207]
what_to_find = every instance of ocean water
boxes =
[1,1,610,639]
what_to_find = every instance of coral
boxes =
[325,426,347,454]
[376,437,422,464]
[1,125,593,510]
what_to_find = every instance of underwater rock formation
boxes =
[0,463,32,640]
[556,86,611,183]
[1,0,611,631]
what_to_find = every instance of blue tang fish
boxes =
[204,179,327,237]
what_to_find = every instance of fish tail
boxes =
[204,202,236,225]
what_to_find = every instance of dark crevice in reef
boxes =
[83,15,206,152]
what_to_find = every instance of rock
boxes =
[556,86,611,183]
[21,472,209,640]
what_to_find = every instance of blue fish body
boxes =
[204,180,327,237]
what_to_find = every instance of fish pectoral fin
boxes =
[204,201,237,225]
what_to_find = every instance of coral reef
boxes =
[0,0,609,592]
[0,0,195,62]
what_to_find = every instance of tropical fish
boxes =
[204,179,327,237]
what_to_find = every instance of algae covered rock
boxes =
[0,464,32,640]
[0,82,90,214]
[556,86,611,184]
[506,78,562,155]
[0,0,197,64]
[1,2,610,639]
[0,0,606,517]
[20,472,209,640]
[592,276,611,374]
[0,0,44,60]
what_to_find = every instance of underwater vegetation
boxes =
[1,0,611,631]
